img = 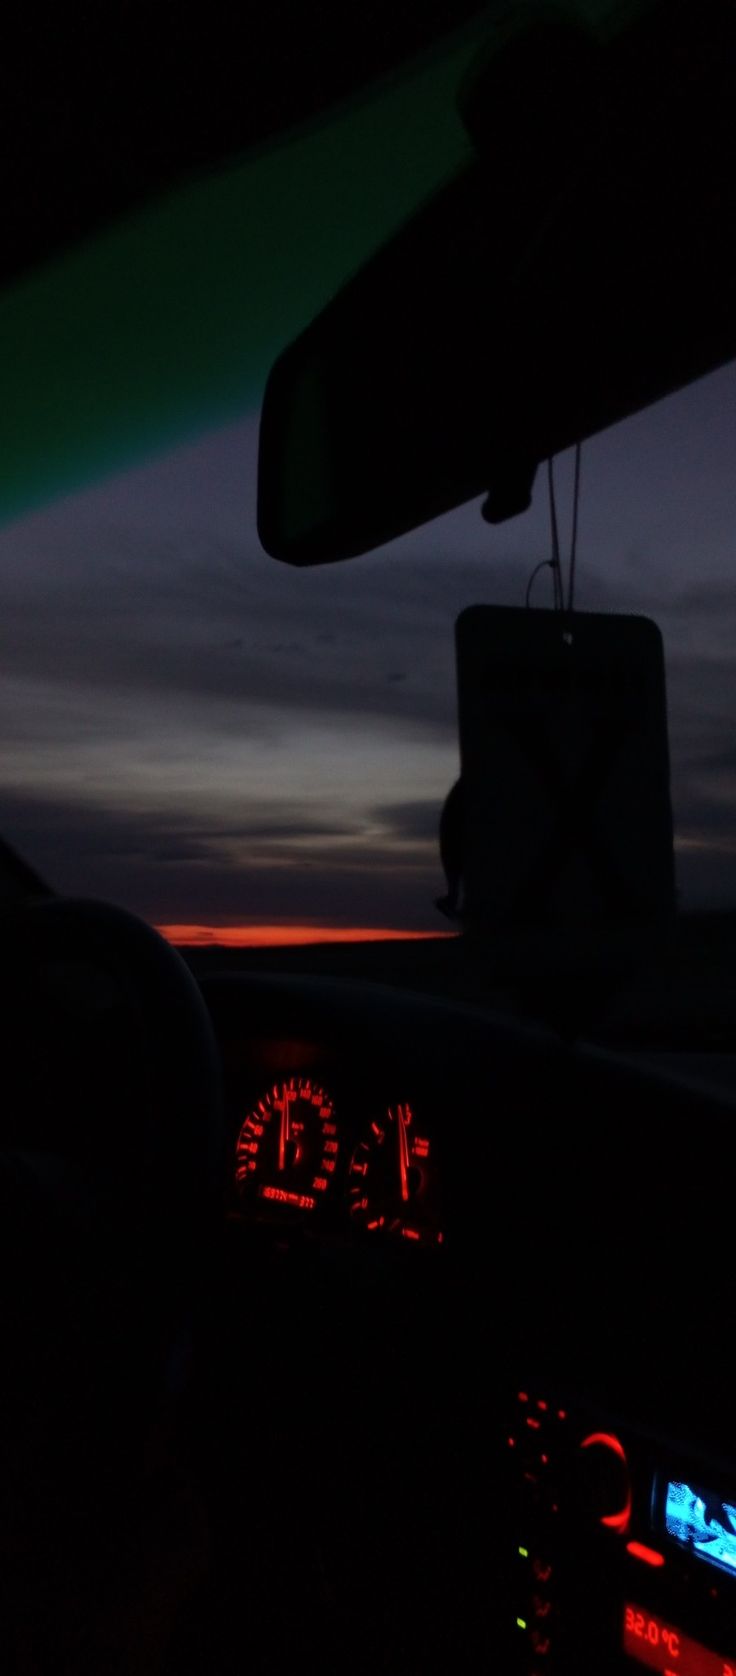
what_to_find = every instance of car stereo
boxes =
[505,1388,736,1676]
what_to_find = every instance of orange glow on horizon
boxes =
[156,923,458,949]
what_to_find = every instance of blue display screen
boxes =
[665,1480,736,1577]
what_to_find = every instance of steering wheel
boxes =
[0,895,224,1673]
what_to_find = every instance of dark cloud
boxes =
[675,843,736,910]
[1,423,725,760]
[231,817,356,840]
[672,792,736,847]
[0,786,444,929]
[374,799,443,843]
[0,418,558,749]
[692,743,736,778]
[663,582,736,621]
[0,789,365,869]
[0,364,736,925]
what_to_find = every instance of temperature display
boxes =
[623,1604,735,1676]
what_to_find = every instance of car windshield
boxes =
[1,362,735,969]
[0,7,734,1048]
[5,12,736,1676]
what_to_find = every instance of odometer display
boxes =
[235,1077,338,1209]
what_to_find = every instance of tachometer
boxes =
[235,1077,338,1211]
[348,1103,442,1244]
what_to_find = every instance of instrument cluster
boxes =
[229,1068,444,1246]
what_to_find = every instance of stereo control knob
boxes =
[577,1432,631,1532]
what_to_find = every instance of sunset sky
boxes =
[1,357,735,940]
[0,2,734,946]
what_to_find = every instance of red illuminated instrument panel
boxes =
[235,1077,339,1207]
[348,1102,443,1244]
[624,1605,735,1676]
[233,1078,443,1242]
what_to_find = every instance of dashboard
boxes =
[228,1057,444,1245]
[189,967,736,1676]
[6,911,736,1676]
[201,966,532,1256]
[190,968,564,1675]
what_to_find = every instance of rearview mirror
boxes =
[258,0,736,565]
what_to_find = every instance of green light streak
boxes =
[0,27,481,526]
[0,0,654,525]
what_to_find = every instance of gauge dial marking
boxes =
[235,1076,338,1207]
[348,1102,442,1244]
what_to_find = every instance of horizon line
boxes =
[156,923,457,949]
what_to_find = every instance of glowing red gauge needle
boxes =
[397,1104,410,1202]
[278,1086,290,1173]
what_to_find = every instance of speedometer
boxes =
[235,1077,339,1211]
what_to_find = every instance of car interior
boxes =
[2,3,736,1674]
